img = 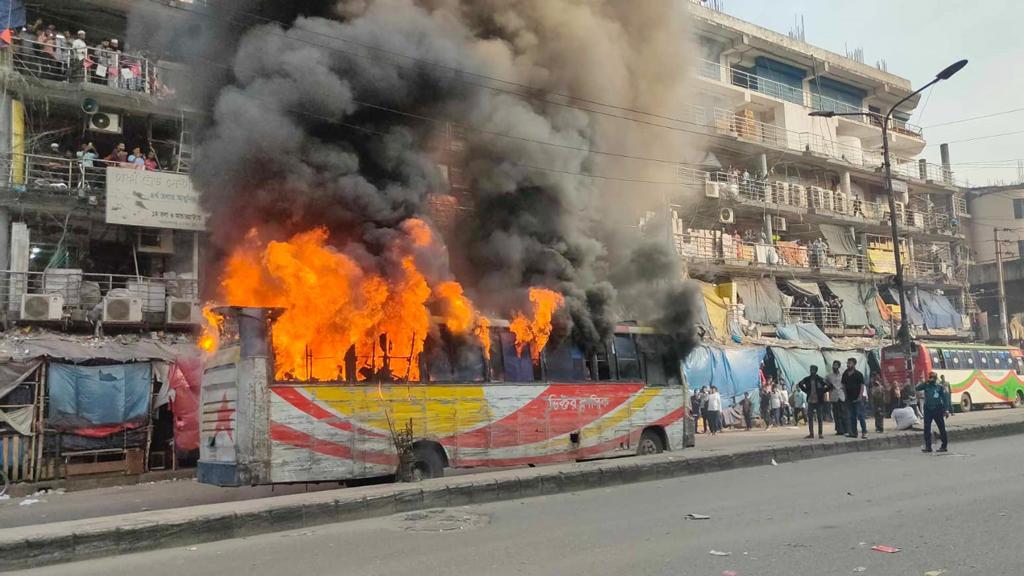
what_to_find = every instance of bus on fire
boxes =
[197,307,689,486]
[880,342,1024,412]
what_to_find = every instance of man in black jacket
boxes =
[798,365,832,439]
[842,358,868,439]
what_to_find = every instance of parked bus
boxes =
[197,307,689,486]
[880,342,1024,412]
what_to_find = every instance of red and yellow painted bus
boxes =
[881,342,1024,412]
[198,307,689,486]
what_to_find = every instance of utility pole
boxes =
[995,227,1010,345]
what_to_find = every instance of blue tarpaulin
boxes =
[916,289,961,330]
[684,345,766,406]
[48,363,152,425]
[770,347,826,388]
[0,0,26,31]
[776,323,835,348]
[893,288,925,327]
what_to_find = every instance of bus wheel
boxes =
[1015,390,1024,408]
[636,429,665,456]
[411,444,445,481]
[960,393,973,413]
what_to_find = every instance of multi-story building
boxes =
[670,2,973,342]
[967,185,1024,342]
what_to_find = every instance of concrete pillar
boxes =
[8,223,29,313]
[918,159,928,181]
[939,143,952,185]
[757,153,768,178]
[0,209,9,271]
[840,171,851,196]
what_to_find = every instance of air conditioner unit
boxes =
[718,208,735,224]
[790,185,807,208]
[770,181,788,205]
[137,229,174,254]
[833,191,849,214]
[771,216,788,232]
[88,112,122,134]
[103,297,143,323]
[166,298,201,325]
[20,293,63,321]
[704,181,720,198]
[809,186,825,209]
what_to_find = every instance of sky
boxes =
[720,0,1024,187]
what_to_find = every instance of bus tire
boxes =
[411,443,446,481]
[637,428,666,456]
[1015,390,1024,408]
[960,393,973,413]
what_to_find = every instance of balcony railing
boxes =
[2,270,198,319]
[674,233,870,275]
[698,60,923,137]
[0,152,188,197]
[7,37,157,95]
[783,306,843,330]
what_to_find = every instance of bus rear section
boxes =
[197,307,688,486]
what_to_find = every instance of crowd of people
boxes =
[32,140,165,192]
[8,19,173,97]
[691,358,953,451]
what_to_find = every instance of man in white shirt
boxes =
[71,30,88,82]
[827,360,847,436]
[706,386,723,435]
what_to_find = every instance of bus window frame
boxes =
[613,334,641,383]
[977,350,991,369]
[958,350,974,370]
[929,348,945,370]
[942,350,959,369]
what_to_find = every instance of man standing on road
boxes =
[827,360,847,436]
[793,384,807,425]
[917,372,951,452]
[798,365,831,439]
[843,358,868,439]
[870,379,888,433]
[706,386,722,436]
[740,391,753,431]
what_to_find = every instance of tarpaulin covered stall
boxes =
[684,345,767,404]
[47,362,153,450]
[735,278,787,324]
[769,347,826,387]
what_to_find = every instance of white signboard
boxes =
[105,167,208,231]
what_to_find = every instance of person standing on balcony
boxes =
[71,30,88,82]
[827,360,847,436]
[145,150,160,171]
[843,358,868,439]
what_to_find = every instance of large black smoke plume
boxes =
[136,0,704,357]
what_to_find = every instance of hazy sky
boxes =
[721,0,1023,187]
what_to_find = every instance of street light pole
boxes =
[809,59,967,388]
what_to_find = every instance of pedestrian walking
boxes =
[740,391,753,430]
[780,383,792,425]
[769,384,783,427]
[917,372,951,452]
[793,385,807,425]
[798,365,832,439]
[843,358,868,439]
[870,377,888,433]
[827,360,847,436]
[706,386,722,435]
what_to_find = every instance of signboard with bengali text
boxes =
[105,167,207,231]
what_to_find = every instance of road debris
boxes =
[871,545,901,553]
[924,571,946,576]
[18,498,41,507]
[770,459,778,466]
[685,513,711,520]
[709,550,732,556]
[187,547,198,551]
[853,568,866,573]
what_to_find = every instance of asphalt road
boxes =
[12,435,1023,576]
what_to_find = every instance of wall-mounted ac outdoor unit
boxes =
[88,112,122,134]
[165,298,201,325]
[771,216,788,232]
[20,293,63,321]
[719,208,734,224]
[103,297,143,323]
[704,181,720,198]
[790,185,807,208]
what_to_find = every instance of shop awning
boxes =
[735,278,786,324]
[819,224,859,256]
[784,279,822,301]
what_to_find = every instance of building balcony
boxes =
[5,37,165,97]
[2,270,199,327]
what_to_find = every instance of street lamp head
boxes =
[935,59,968,81]
[808,110,835,118]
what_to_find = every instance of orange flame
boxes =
[475,316,492,361]
[509,288,564,360]
[198,305,223,353]
[214,218,492,382]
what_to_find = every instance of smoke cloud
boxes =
[167,0,703,356]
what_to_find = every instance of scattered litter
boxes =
[54,488,66,495]
[924,571,946,576]
[853,568,866,573]
[685,513,711,520]
[19,498,41,507]
[871,545,901,554]
[770,459,778,466]
[0,494,10,501]
[858,542,867,547]
[186,547,198,552]
[709,550,731,557]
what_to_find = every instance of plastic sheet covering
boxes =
[784,279,822,301]
[48,363,152,426]
[819,224,859,256]
[776,323,835,348]
[893,288,925,327]
[168,356,202,453]
[0,406,33,435]
[916,289,961,330]
[822,350,872,383]
[698,282,729,339]
[0,335,196,363]
[0,359,41,400]
[735,278,785,324]
[868,249,896,273]
[684,345,766,405]
[827,282,883,327]
[770,347,826,388]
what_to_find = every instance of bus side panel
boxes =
[947,368,1021,406]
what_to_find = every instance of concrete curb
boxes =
[2,419,1022,571]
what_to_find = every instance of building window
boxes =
[1014,198,1024,219]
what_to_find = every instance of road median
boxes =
[3,416,1023,571]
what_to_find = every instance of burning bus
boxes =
[198,305,688,486]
